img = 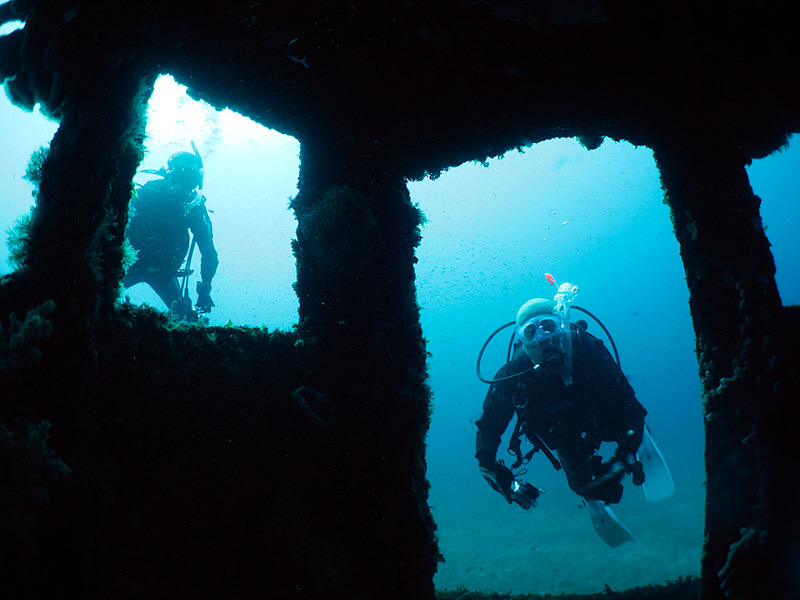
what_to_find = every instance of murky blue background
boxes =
[2,73,798,594]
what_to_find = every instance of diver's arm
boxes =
[475,384,515,466]
[475,383,517,502]
[188,202,219,312]
[189,203,219,285]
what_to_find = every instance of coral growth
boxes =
[293,185,381,279]
[23,145,49,190]
[120,237,138,274]
[0,416,70,577]
[0,419,70,505]
[5,208,35,270]
[3,146,51,270]
[0,300,56,371]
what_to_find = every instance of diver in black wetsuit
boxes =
[475,298,647,507]
[124,151,218,322]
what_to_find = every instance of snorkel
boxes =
[190,140,205,188]
[551,281,579,386]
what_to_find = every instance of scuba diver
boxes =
[475,286,648,512]
[123,148,219,322]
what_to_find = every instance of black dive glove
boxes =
[615,449,645,486]
[196,281,215,312]
[479,460,514,504]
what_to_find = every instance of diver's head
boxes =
[515,298,567,369]
[166,151,204,196]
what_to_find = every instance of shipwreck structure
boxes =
[1,1,798,598]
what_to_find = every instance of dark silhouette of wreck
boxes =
[1,1,798,598]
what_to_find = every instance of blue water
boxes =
[1,76,798,595]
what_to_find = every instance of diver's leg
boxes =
[557,445,594,498]
[559,444,624,503]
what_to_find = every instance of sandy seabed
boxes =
[430,461,704,596]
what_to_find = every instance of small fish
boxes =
[286,53,310,69]
[286,38,310,68]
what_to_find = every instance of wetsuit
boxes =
[475,325,646,502]
[124,179,218,314]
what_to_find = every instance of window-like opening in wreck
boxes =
[410,139,704,595]
[122,75,300,328]
[1,75,301,329]
[746,133,800,306]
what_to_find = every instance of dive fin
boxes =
[637,424,675,502]
[585,499,634,548]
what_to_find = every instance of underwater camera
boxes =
[510,480,541,510]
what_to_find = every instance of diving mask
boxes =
[516,314,564,347]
